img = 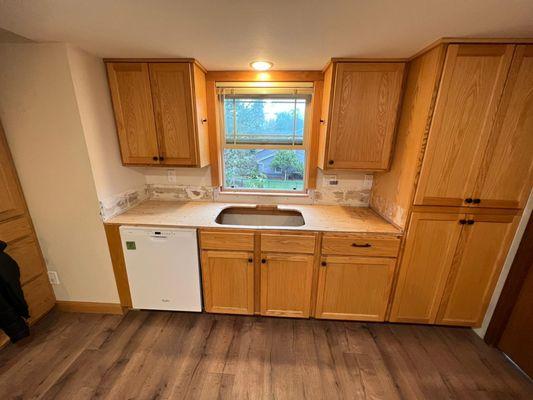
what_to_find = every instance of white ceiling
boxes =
[1,0,533,70]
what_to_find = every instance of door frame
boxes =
[484,212,533,345]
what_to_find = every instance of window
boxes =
[217,83,313,192]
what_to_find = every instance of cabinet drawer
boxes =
[0,217,32,243]
[6,236,45,284]
[261,233,316,254]
[200,230,254,251]
[22,273,55,323]
[322,234,400,257]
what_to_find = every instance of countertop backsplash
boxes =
[99,168,373,221]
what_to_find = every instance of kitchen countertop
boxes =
[106,200,402,236]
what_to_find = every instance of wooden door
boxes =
[315,256,396,321]
[0,124,25,221]
[414,44,514,206]
[389,211,464,324]
[260,253,314,318]
[106,63,160,165]
[473,45,533,209]
[149,63,197,166]
[201,250,254,315]
[326,63,404,170]
[436,213,518,327]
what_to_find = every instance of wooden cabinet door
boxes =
[389,211,464,324]
[326,63,404,170]
[473,45,533,209]
[315,256,396,321]
[149,63,197,166]
[414,44,514,206]
[201,250,254,315]
[0,124,25,222]
[436,214,518,327]
[260,253,314,318]
[107,63,160,165]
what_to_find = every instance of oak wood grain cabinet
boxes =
[389,212,464,324]
[260,253,315,318]
[200,250,255,315]
[315,256,396,321]
[436,213,518,326]
[106,60,209,167]
[390,211,518,327]
[414,44,533,209]
[0,123,55,346]
[318,61,405,170]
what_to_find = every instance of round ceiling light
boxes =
[250,61,273,71]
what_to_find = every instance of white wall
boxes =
[475,189,533,338]
[0,42,120,303]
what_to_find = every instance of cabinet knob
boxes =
[464,198,473,204]
[459,219,467,225]
[473,198,481,204]
[152,156,158,161]
[201,118,207,124]
[321,261,327,267]
[467,220,475,225]
[320,119,325,124]
[159,156,164,161]
[248,258,253,263]
[261,258,266,264]
[328,160,334,165]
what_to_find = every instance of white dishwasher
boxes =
[119,226,202,312]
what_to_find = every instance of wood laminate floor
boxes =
[0,310,531,399]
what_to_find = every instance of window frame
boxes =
[217,83,314,194]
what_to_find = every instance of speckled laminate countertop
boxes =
[106,200,402,236]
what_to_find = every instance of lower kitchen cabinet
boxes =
[435,213,517,326]
[200,250,254,315]
[260,253,314,318]
[389,212,464,324]
[314,256,396,321]
[390,211,518,327]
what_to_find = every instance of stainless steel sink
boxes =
[215,205,305,227]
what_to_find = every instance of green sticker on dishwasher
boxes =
[126,241,136,250]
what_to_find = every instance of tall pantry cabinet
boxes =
[0,122,56,346]
[371,42,533,327]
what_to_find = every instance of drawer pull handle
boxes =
[352,243,371,248]
[473,198,481,204]
[248,258,253,263]
[459,219,467,225]
[466,220,475,225]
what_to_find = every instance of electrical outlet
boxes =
[167,169,176,183]
[323,174,338,186]
[48,271,60,285]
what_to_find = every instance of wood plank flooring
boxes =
[0,309,531,399]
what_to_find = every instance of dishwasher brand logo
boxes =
[126,241,136,250]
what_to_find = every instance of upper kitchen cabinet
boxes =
[106,60,209,167]
[414,44,523,207]
[472,45,533,209]
[318,61,405,170]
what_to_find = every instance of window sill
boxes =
[218,189,310,198]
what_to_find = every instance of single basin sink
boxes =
[215,205,305,227]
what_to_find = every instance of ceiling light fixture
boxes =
[250,60,273,71]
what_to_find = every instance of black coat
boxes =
[0,240,30,342]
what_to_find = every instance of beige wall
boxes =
[66,46,145,205]
[0,42,120,303]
